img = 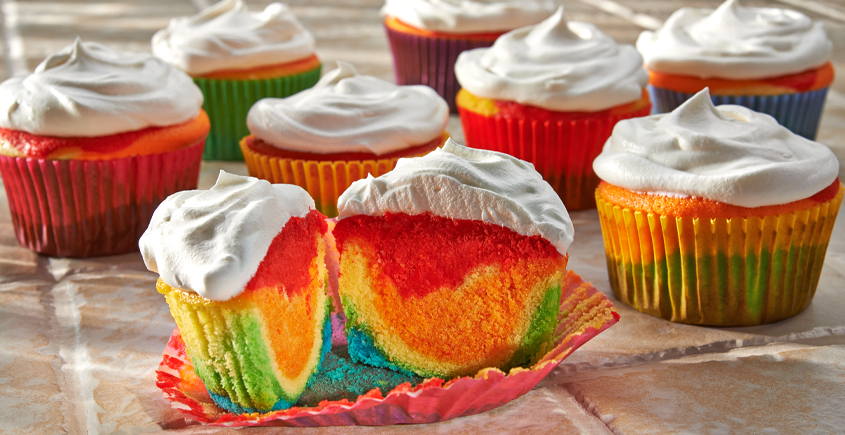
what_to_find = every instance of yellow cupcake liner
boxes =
[240,139,438,217]
[596,186,843,326]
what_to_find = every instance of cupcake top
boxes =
[381,0,557,34]
[139,171,315,301]
[592,89,839,208]
[636,0,832,79]
[0,39,202,137]
[337,139,574,255]
[454,7,648,112]
[152,0,315,76]
[247,62,449,155]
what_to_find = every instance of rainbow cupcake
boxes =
[241,62,449,217]
[333,140,573,378]
[637,0,834,139]
[593,90,842,326]
[0,39,208,257]
[381,0,556,112]
[455,8,651,210]
[140,172,331,413]
[153,0,321,160]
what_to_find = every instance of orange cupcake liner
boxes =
[596,186,843,326]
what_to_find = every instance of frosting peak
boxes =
[454,7,648,112]
[381,0,557,34]
[636,0,832,79]
[592,89,839,207]
[247,62,448,155]
[152,0,315,75]
[0,39,203,137]
[338,139,574,255]
[139,171,316,301]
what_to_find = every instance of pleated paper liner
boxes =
[648,86,829,140]
[458,103,652,211]
[596,186,844,326]
[155,270,619,426]
[239,138,441,218]
[0,140,205,258]
[194,66,321,161]
[384,24,497,113]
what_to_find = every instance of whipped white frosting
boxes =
[247,62,448,155]
[139,171,315,301]
[152,0,316,75]
[0,39,202,137]
[636,0,832,79]
[592,89,839,208]
[338,139,574,255]
[454,7,648,112]
[381,0,557,34]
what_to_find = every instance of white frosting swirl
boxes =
[454,7,648,112]
[0,39,202,137]
[247,62,449,155]
[636,0,832,79]
[338,139,573,255]
[139,171,316,301]
[381,0,557,34]
[152,0,316,75]
[592,89,839,208]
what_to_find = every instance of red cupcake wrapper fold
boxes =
[0,140,205,257]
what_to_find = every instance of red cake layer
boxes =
[245,209,327,296]
[333,212,562,299]
[244,133,446,162]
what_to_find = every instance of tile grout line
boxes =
[575,0,663,30]
[562,383,625,435]
[0,0,26,76]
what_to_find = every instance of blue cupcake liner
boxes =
[648,86,829,140]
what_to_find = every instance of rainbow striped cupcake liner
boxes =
[194,66,321,161]
[596,186,843,326]
[648,85,829,140]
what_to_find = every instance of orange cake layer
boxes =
[597,179,841,218]
[384,16,505,41]
[0,110,210,160]
[457,87,651,119]
[193,54,321,80]
[648,63,835,96]
[244,132,448,162]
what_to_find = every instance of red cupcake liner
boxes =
[0,140,205,257]
[458,105,652,210]
[155,270,619,427]
[384,25,497,113]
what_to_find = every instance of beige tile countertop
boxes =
[1,0,845,434]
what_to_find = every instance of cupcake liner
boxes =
[384,25,496,113]
[648,85,829,140]
[155,270,619,426]
[0,141,204,257]
[458,104,652,210]
[596,186,843,326]
[240,140,435,218]
[195,66,322,161]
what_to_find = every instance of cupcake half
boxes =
[140,171,331,413]
[381,0,556,112]
[455,8,651,210]
[0,39,208,257]
[242,62,449,217]
[593,89,842,326]
[637,0,834,139]
[333,140,574,378]
[153,0,321,160]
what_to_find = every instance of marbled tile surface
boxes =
[1,0,845,434]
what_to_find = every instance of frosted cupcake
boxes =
[0,39,208,257]
[381,0,556,112]
[455,8,651,210]
[334,140,573,378]
[593,90,842,326]
[153,0,321,160]
[141,171,331,413]
[637,0,834,139]
[242,62,449,217]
